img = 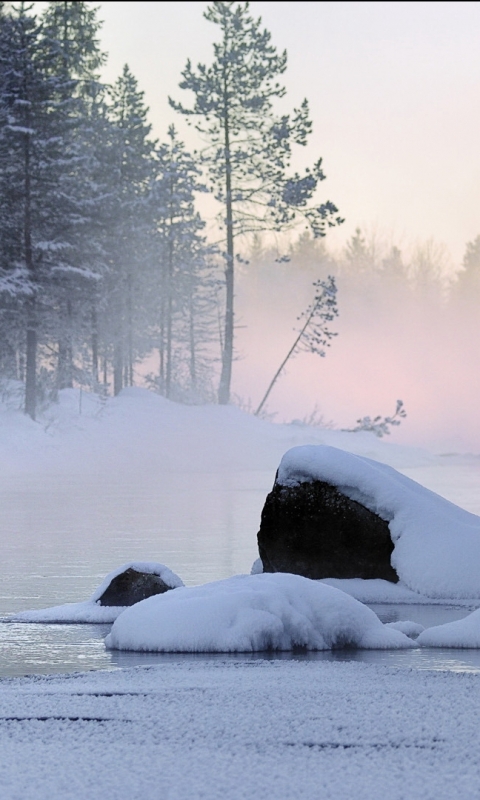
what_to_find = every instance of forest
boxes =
[0,1,478,424]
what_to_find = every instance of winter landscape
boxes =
[1,1,480,799]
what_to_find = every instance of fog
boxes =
[91,1,480,453]
[233,235,479,453]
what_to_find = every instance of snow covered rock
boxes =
[258,477,398,582]
[96,566,176,606]
[105,573,414,653]
[259,445,480,600]
[10,562,184,623]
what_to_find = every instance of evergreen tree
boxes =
[171,0,342,404]
[0,1,107,416]
[40,1,107,395]
[455,235,480,300]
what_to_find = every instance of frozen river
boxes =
[1,458,480,677]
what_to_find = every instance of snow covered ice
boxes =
[2,659,480,800]
[105,573,414,652]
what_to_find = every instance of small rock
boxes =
[97,567,174,606]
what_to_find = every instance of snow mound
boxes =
[385,620,425,638]
[10,562,183,624]
[105,573,414,653]
[417,608,480,648]
[277,445,480,600]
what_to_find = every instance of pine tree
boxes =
[455,235,480,300]
[0,2,108,416]
[171,1,342,404]
[39,1,107,395]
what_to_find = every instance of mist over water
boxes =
[233,238,479,454]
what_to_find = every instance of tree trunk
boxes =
[91,302,99,388]
[25,303,37,420]
[113,340,123,396]
[23,124,36,419]
[218,77,234,405]
[165,218,174,399]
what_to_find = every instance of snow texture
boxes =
[1,659,480,800]
[417,607,480,648]
[10,563,184,624]
[277,445,480,599]
[385,620,425,638]
[105,573,414,652]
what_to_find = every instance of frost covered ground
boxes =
[1,387,480,797]
[2,659,480,800]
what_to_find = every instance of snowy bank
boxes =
[276,445,480,600]
[105,573,414,652]
[9,562,183,624]
[417,607,480,648]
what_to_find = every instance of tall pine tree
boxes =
[171,1,342,404]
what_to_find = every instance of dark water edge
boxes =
[1,603,480,679]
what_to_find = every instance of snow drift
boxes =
[417,608,480,648]
[105,573,414,652]
[276,445,480,599]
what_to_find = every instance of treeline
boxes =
[235,227,480,422]
[242,227,480,309]
[0,2,220,419]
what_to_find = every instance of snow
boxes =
[320,578,479,605]
[277,445,480,599]
[417,607,480,648]
[385,620,425,638]
[0,384,441,480]
[1,388,480,797]
[106,573,414,652]
[1,659,480,800]
[10,563,184,624]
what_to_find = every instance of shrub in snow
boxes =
[345,400,407,438]
[265,445,480,600]
[105,573,414,653]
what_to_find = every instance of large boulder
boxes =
[257,477,398,582]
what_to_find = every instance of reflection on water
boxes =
[1,469,480,678]
[372,603,475,627]
[2,618,480,678]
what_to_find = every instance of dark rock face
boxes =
[98,568,173,606]
[257,479,398,582]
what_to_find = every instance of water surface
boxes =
[1,466,480,677]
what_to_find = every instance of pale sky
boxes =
[96,1,480,265]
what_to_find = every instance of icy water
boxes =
[1,462,480,677]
